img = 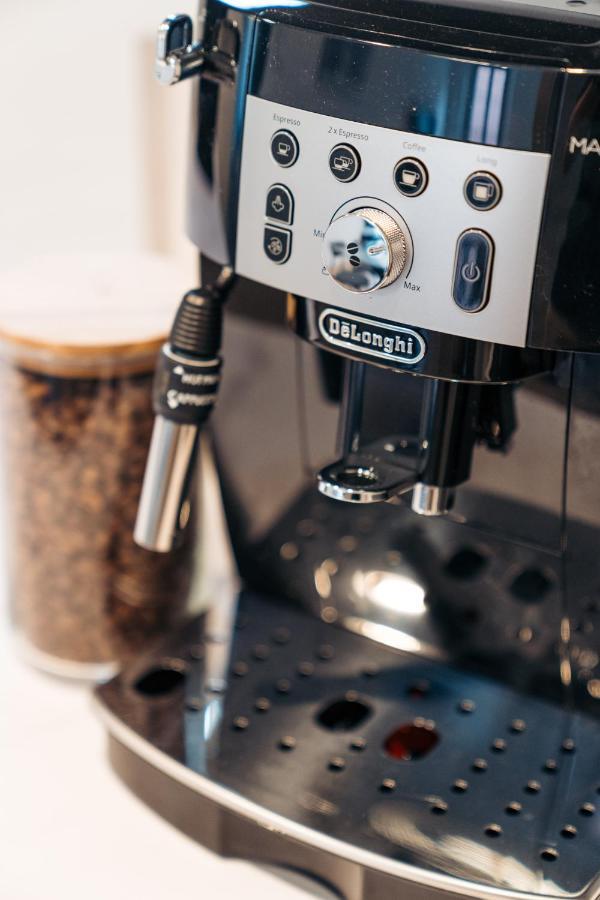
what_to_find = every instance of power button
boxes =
[452,229,494,312]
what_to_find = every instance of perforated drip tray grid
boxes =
[98,592,600,898]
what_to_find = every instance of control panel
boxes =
[236,97,551,348]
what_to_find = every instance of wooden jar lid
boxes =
[0,253,190,376]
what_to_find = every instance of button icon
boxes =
[464,172,502,211]
[271,130,299,168]
[394,158,428,197]
[329,144,361,183]
[265,184,294,225]
[461,261,481,283]
[453,229,494,312]
[264,225,292,264]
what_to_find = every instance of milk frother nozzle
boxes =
[134,280,230,552]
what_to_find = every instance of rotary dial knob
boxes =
[322,207,408,293]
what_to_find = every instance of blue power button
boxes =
[452,229,494,312]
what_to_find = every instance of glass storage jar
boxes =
[0,253,197,679]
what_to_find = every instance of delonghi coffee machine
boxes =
[96,1,600,897]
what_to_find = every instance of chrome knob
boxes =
[322,207,408,293]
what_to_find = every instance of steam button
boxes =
[271,130,299,168]
[453,229,494,312]
[266,184,294,225]
[329,144,361,183]
[464,172,502,211]
[264,225,292,264]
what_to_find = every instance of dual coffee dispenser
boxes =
[97,1,600,897]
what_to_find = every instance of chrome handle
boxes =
[155,14,205,86]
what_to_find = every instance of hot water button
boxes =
[452,229,494,312]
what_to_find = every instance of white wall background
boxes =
[0,0,197,279]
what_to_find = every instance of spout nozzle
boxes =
[134,416,199,552]
[410,483,455,516]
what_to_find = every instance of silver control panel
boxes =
[236,97,551,348]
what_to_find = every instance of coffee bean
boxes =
[0,356,194,671]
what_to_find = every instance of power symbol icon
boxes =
[461,261,481,283]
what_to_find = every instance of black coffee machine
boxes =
[97,2,600,897]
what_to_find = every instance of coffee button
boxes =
[394,158,428,197]
[464,172,502,211]
[271,130,299,168]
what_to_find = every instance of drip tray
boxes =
[96,592,600,900]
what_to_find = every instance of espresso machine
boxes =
[96,1,600,897]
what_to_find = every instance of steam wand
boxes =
[134,273,233,552]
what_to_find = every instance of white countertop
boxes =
[0,611,331,900]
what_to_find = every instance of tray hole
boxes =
[317,697,372,731]
[298,661,315,677]
[134,664,186,697]
[279,736,296,751]
[525,780,542,794]
[561,825,577,838]
[384,720,439,761]
[407,679,431,699]
[272,627,291,644]
[380,778,396,793]
[541,848,559,861]
[431,800,448,814]
[505,802,522,816]
[445,547,487,580]
[485,824,502,837]
[510,568,553,604]
[452,779,469,793]
[579,802,596,816]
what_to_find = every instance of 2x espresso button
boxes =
[329,144,361,182]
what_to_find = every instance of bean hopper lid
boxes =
[0,253,189,376]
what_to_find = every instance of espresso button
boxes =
[271,130,299,168]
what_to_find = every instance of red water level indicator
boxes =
[384,720,440,760]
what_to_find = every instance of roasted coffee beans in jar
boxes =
[0,254,197,678]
